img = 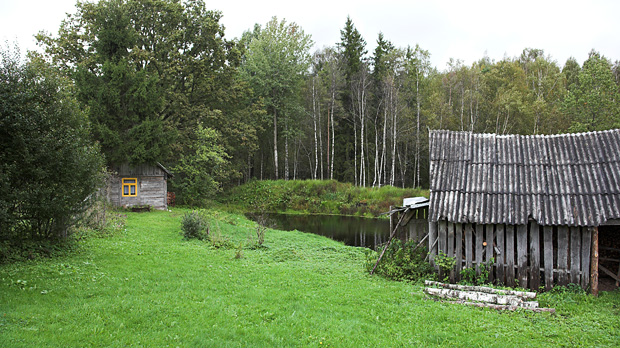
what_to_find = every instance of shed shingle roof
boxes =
[429,129,620,226]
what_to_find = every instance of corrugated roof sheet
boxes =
[429,129,620,226]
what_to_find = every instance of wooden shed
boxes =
[107,163,173,210]
[428,129,620,293]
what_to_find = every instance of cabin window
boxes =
[122,178,137,197]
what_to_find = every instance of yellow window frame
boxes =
[122,178,138,197]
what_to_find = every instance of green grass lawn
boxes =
[1,209,619,347]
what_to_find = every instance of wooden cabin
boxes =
[107,163,173,210]
[428,129,620,293]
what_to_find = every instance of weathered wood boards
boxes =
[429,220,594,291]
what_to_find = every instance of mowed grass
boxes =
[1,209,619,347]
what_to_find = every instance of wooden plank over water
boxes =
[570,226,581,285]
[557,226,569,285]
[581,227,592,289]
[517,224,528,289]
[529,221,540,290]
[495,224,505,285]
[505,225,515,287]
[543,226,554,291]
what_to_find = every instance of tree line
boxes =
[25,0,620,202]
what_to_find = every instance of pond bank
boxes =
[221,179,429,218]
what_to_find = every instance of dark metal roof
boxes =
[429,129,620,226]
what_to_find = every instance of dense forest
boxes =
[33,0,620,201]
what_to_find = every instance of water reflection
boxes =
[248,213,428,249]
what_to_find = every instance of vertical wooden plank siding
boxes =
[529,221,540,290]
[505,225,515,287]
[447,222,455,258]
[475,224,484,274]
[447,222,455,282]
[495,225,505,285]
[543,226,554,291]
[438,220,448,255]
[591,227,599,296]
[581,227,592,289]
[485,224,495,283]
[465,224,473,269]
[455,223,463,281]
[428,221,437,265]
[517,224,528,289]
[570,227,582,285]
[557,226,569,285]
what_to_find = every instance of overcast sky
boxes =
[1,0,619,71]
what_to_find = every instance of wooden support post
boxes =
[496,224,505,285]
[543,226,554,291]
[590,227,599,297]
[529,221,540,291]
[505,225,515,287]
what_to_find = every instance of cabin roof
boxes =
[428,129,620,227]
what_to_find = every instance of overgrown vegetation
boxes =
[1,209,618,347]
[222,179,428,217]
[365,239,434,282]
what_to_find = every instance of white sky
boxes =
[1,0,619,71]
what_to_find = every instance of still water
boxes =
[249,213,428,249]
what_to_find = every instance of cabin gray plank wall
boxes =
[570,226,581,285]
[543,226,554,291]
[505,225,515,287]
[529,221,540,290]
[495,224,505,285]
[517,224,528,289]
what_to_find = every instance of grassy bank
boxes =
[1,209,619,347]
[221,180,428,217]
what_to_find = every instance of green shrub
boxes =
[365,239,434,282]
[181,211,209,240]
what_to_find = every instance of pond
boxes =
[247,213,428,249]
